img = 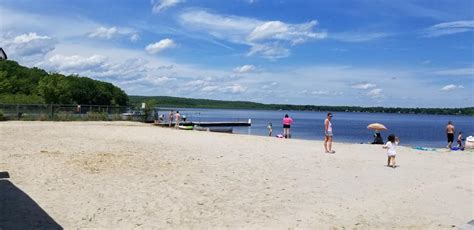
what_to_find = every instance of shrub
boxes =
[0,110,5,121]
[85,112,109,121]
[54,111,78,121]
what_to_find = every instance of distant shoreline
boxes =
[129,95,474,116]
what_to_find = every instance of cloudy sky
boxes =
[1,0,473,107]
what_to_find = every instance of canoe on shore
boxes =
[194,126,233,133]
[178,125,193,130]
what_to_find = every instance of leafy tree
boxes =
[0,71,13,93]
[0,60,128,105]
[38,73,71,104]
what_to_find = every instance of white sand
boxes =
[0,121,472,228]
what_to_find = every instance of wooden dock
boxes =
[153,120,251,127]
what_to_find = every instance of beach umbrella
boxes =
[367,123,387,131]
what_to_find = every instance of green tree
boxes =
[0,71,13,93]
[38,73,72,104]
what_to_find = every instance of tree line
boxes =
[0,59,471,115]
[129,96,474,116]
[0,60,128,105]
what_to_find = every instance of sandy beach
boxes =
[0,121,472,229]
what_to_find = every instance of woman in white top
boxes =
[324,113,335,153]
[383,134,400,168]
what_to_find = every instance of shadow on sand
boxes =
[0,172,62,229]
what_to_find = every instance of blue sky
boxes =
[1,0,473,107]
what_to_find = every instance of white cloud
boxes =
[367,88,383,98]
[151,0,183,13]
[201,85,220,92]
[89,27,118,39]
[432,67,474,77]
[88,26,139,41]
[233,64,256,73]
[0,6,100,39]
[248,43,290,59]
[39,53,160,81]
[223,84,247,93]
[247,20,324,44]
[331,32,391,42]
[351,83,377,89]
[440,84,464,91]
[130,34,140,42]
[123,75,176,86]
[47,54,107,71]
[145,38,176,54]
[423,20,474,37]
[311,90,330,95]
[247,21,288,41]
[310,90,343,96]
[261,82,278,89]
[179,9,326,59]
[184,79,210,88]
[3,3,471,107]
[181,79,247,94]
[2,32,57,57]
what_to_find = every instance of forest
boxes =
[0,60,128,105]
[129,96,474,115]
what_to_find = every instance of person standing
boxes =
[267,122,273,136]
[282,114,293,138]
[446,121,455,149]
[324,113,335,153]
[168,110,174,127]
[383,134,400,168]
[174,111,181,129]
[457,131,463,148]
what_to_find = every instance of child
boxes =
[457,132,463,148]
[267,122,273,136]
[383,134,399,168]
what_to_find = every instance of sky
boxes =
[0,0,473,108]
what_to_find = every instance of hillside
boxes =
[129,96,474,115]
[0,60,128,105]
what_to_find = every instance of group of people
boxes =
[161,110,187,129]
[446,121,464,149]
[266,114,295,139]
[268,113,336,153]
[271,112,400,167]
[163,110,464,168]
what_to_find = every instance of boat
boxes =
[178,125,193,130]
[193,126,209,131]
[208,127,233,133]
[193,126,233,133]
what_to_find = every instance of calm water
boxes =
[158,108,474,148]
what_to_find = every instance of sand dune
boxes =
[0,121,472,229]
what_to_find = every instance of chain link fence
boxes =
[0,104,137,121]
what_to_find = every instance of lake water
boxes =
[158,108,474,148]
